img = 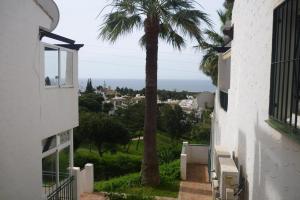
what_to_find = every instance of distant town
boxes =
[80,80,215,120]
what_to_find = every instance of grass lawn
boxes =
[123,132,181,156]
[121,182,179,198]
[94,160,180,198]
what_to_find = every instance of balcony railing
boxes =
[46,176,74,200]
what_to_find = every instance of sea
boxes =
[79,79,216,93]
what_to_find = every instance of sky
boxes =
[51,0,223,80]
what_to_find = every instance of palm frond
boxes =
[99,11,142,42]
[204,29,224,45]
[217,9,227,25]
[159,23,185,50]
[139,34,146,47]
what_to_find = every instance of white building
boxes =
[0,1,85,199]
[211,0,300,199]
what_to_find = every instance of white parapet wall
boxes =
[72,163,94,199]
[180,142,188,180]
[187,145,209,164]
[80,164,94,194]
[180,142,209,180]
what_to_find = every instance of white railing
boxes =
[180,142,209,180]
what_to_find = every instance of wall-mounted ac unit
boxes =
[214,145,231,178]
[219,157,239,200]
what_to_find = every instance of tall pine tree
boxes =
[85,78,95,93]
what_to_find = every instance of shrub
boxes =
[95,173,141,192]
[74,149,142,181]
[100,153,141,179]
[158,145,181,164]
[106,193,155,200]
[95,160,180,192]
[160,160,180,184]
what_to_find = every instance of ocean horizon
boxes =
[79,79,216,93]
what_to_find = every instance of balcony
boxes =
[179,142,212,200]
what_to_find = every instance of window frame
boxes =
[269,0,300,132]
[41,130,74,197]
[42,43,75,89]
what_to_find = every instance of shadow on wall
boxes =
[235,112,286,200]
[235,130,249,200]
[247,112,300,200]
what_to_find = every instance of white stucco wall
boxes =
[0,1,78,199]
[212,0,300,200]
[187,145,209,164]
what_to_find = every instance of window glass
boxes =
[42,153,57,194]
[59,147,70,181]
[44,47,59,86]
[60,50,73,86]
[42,136,56,153]
[59,131,70,144]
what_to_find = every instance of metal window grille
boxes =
[269,0,300,130]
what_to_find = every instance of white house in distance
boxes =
[211,0,300,199]
[0,1,91,199]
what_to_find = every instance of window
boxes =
[218,49,231,112]
[44,47,59,86]
[60,49,74,86]
[42,131,72,196]
[220,90,228,111]
[44,44,74,87]
[269,0,300,129]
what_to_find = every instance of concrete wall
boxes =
[180,142,209,180]
[212,0,300,199]
[187,145,209,164]
[0,1,78,199]
[79,164,94,194]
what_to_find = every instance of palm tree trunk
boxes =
[141,18,160,186]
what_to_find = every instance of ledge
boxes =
[266,118,300,144]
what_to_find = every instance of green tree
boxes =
[160,104,188,139]
[190,109,212,144]
[74,112,99,151]
[79,93,104,112]
[85,78,95,93]
[197,0,233,85]
[99,0,211,186]
[103,102,114,114]
[94,116,130,156]
[116,102,145,150]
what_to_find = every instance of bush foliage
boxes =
[74,149,141,180]
[95,160,180,192]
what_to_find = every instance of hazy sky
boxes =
[51,0,223,80]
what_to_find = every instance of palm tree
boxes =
[198,1,233,86]
[99,0,211,186]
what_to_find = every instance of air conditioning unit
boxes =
[212,179,220,200]
[214,145,231,178]
[219,157,239,200]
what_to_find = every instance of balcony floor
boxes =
[178,164,212,200]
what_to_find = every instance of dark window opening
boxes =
[269,0,300,130]
[220,90,228,111]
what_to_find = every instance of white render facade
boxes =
[212,0,300,200]
[0,0,80,199]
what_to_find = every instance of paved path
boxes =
[178,164,212,200]
[81,192,177,200]
[81,193,106,200]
